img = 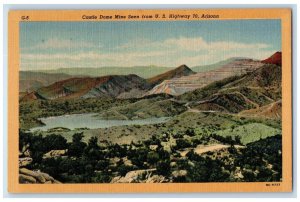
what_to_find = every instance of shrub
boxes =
[156,160,171,176]
[117,164,133,176]
[147,151,160,165]
[68,133,87,157]
[175,138,191,150]
[44,134,68,151]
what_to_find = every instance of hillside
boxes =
[178,59,281,116]
[147,59,264,96]
[25,74,151,100]
[20,71,72,92]
[191,92,257,113]
[147,64,196,86]
[98,95,187,120]
[239,100,282,119]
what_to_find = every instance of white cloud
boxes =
[22,38,99,51]
[117,37,270,52]
[20,36,277,70]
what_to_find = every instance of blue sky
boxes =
[20,20,281,70]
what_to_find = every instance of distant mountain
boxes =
[262,51,282,66]
[191,57,247,72]
[21,74,151,101]
[20,71,73,92]
[34,65,173,79]
[147,59,264,96]
[30,58,250,80]
[147,64,196,86]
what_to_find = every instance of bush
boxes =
[175,139,191,150]
[92,172,111,183]
[117,164,133,176]
[44,134,68,151]
[156,160,171,176]
[186,128,195,136]
[95,160,109,171]
[147,151,160,165]
[68,133,87,157]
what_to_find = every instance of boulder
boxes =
[149,145,158,151]
[43,149,67,159]
[20,168,46,183]
[19,174,36,183]
[172,170,187,178]
[19,168,61,184]
[170,162,177,167]
[19,157,32,167]
[111,169,157,183]
[145,175,166,183]
[122,157,133,167]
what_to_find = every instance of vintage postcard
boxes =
[8,9,292,193]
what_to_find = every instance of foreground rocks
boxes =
[111,168,168,183]
[19,168,61,184]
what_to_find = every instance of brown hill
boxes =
[22,74,151,101]
[191,92,257,113]
[20,71,73,92]
[19,92,38,102]
[147,64,196,86]
[225,64,281,100]
[239,100,281,119]
[262,51,282,66]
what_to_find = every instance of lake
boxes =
[30,113,170,132]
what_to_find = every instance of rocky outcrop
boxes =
[19,157,33,167]
[172,170,187,178]
[111,168,168,183]
[43,149,67,159]
[19,168,61,184]
[147,64,196,86]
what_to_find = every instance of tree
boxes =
[186,128,195,136]
[92,172,111,183]
[175,138,191,150]
[147,151,159,165]
[44,134,68,151]
[68,132,87,157]
[156,160,171,176]
[84,137,103,160]
[95,160,109,171]
[117,164,133,176]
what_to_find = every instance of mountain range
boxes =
[19,58,248,93]
[20,52,282,112]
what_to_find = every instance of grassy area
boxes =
[214,123,281,144]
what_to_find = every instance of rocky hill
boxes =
[147,59,264,96]
[147,64,196,86]
[21,74,151,101]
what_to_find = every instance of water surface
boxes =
[31,113,170,132]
